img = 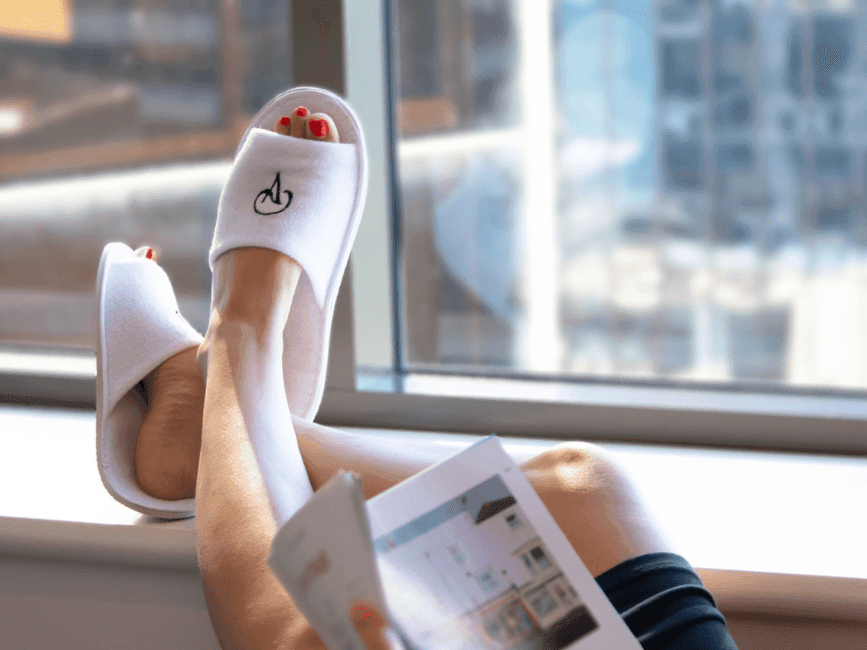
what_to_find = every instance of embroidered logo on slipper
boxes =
[254,173,293,215]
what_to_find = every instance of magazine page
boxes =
[267,470,391,650]
[365,435,643,650]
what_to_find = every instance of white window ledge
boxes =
[0,404,865,623]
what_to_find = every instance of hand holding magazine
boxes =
[268,469,389,650]
[268,436,642,650]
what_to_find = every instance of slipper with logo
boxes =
[207,86,368,422]
[95,242,203,519]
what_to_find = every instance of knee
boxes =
[523,441,631,500]
[523,442,673,576]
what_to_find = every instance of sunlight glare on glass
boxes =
[612,246,662,311]
[713,246,760,311]
[561,249,610,303]
[517,0,561,372]
[0,162,230,223]
[0,107,25,136]
[0,349,95,377]
[0,0,73,43]
[559,136,642,182]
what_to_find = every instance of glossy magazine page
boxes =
[365,435,642,650]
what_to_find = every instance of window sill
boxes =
[3,348,867,453]
[319,371,867,454]
[0,404,865,623]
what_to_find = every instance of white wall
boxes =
[0,555,220,650]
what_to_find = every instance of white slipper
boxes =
[95,242,203,519]
[208,86,368,422]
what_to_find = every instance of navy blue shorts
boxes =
[595,552,740,649]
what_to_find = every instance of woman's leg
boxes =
[192,108,390,650]
[292,417,674,577]
[195,247,316,650]
[194,250,672,650]
[148,101,674,648]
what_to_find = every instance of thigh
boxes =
[292,416,455,497]
[293,418,672,576]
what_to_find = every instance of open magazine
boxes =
[267,435,642,650]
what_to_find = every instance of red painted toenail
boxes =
[279,116,291,126]
[310,119,328,138]
[296,107,309,117]
[146,248,154,260]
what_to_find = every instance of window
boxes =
[505,512,523,530]
[386,0,867,390]
[529,589,558,617]
[341,0,867,452]
[475,566,501,593]
[484,618,502,641]
[529,545,550,572]
[0,0,291,350]
[4,0,867,454]
[552,582,572,605]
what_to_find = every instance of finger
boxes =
[349,600,390,650]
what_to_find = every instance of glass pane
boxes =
[395,0,867,392]
[0,0,289,349]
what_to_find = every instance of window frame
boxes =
[2,0,867,456]
[335,0,867,455]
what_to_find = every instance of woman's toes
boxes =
[290,106,309,138]
[272,107,309,138]
[274,116,291,136]
[271,108,338,142]
[134,245,157,261]
[306,113,339,143]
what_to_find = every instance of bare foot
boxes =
[136,344,204,500]
[134,107,341,502]
[131,245,204,501]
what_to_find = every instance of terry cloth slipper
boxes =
[208,86,368,422]
[95,242,203,519]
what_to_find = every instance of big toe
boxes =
[306,113,339,142]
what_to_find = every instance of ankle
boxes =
[210,248,303,333]
[208,316,282,352]
[214,292,290,335]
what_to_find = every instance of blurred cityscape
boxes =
[397,0,867,390]
[2,0,867,391]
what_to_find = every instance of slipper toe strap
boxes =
[209,128,359,308]
[103,257,203,414]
